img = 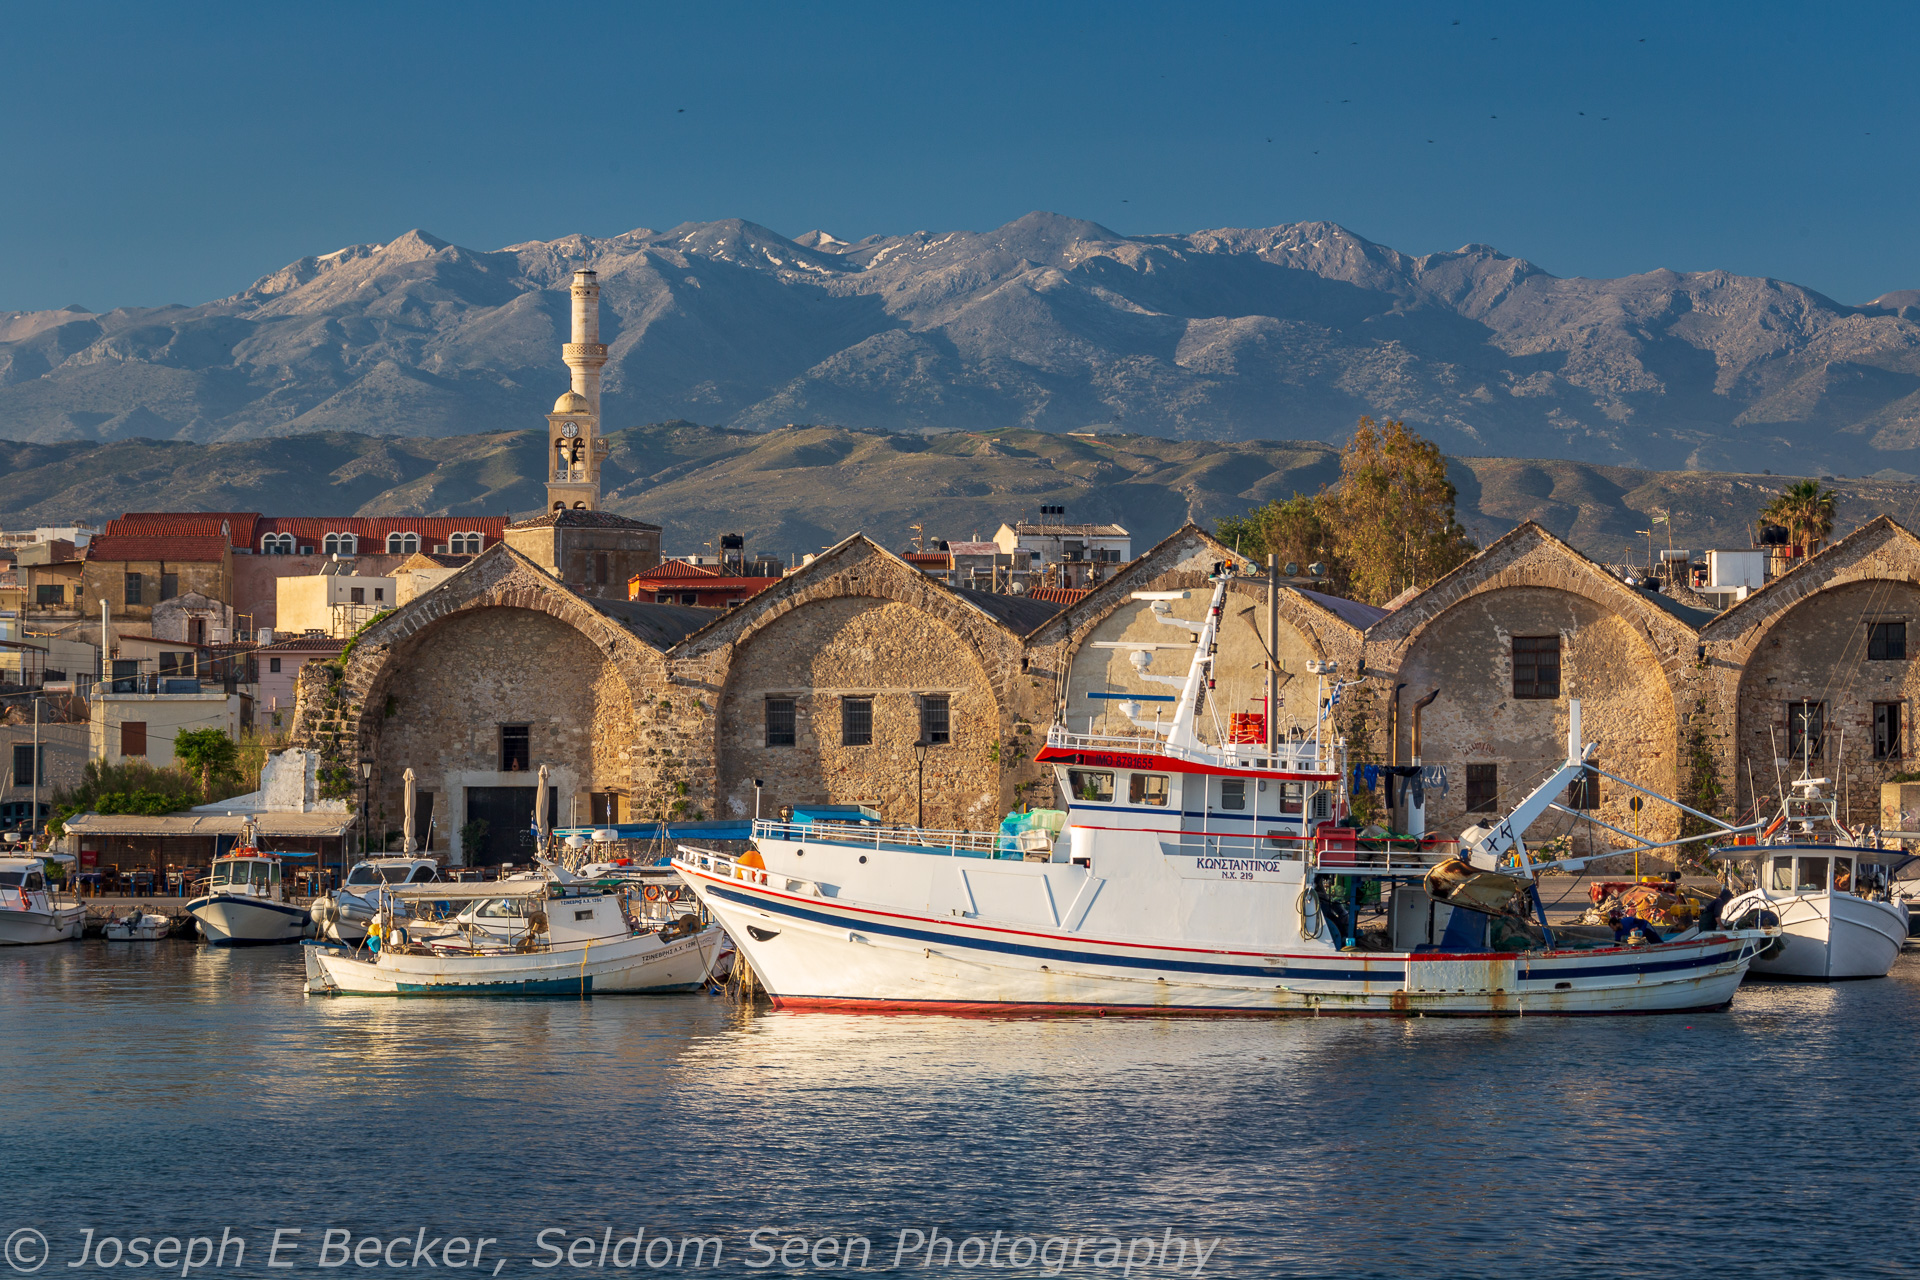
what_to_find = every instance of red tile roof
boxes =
[110,513,261,546]
[257,516,507,544]
[85,534,232,563]
[257,635,347,653]
[1026,586,1093,605]
[630,560,723,582]
[630,576,782,603]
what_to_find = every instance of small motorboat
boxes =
[104,908,172,941]
[1717,778,1911,980]
[186,819,311,945]
[310,856,441,944]
[304,878,728,996]
[0,853,85,946]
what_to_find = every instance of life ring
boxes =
[643,885,662,901]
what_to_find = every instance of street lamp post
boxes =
[358,760,373,875]
[753,778,764,824]
[912,739,930,829]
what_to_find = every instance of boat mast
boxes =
[1163,575,1229,755]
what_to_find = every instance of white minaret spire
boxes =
[545,268,610,513]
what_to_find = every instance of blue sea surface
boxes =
[1,941,1909,1279]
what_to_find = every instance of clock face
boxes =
[560,422,579,438]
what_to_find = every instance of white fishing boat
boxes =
[303,879,726,996]
[1717,778,1910,980]
[677,565,1773,1017]
[103,908,173,941]
[185,820,311,945]
[309,856,441,944]
[0,853,85,946]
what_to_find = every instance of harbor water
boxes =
[4,941,1912,1279]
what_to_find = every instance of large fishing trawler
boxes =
[676,564,1772,1016]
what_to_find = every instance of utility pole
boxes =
[30,695,40,842]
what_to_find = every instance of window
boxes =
[34,584,62,605]
[500,724,530,772]
[1219,778,1246,811]
[1796,857,1828,892]
[1869,622,1907,662]
[120,721,147,757]
[349,587,365,605]
[261,534,294,554]
[655,594,671,604]
[1067,769,1114,802]
[1875,703,1903,760]
[385,532,420,555]
[268,657,282,674]
[1512,636,1560,699]
[841,696,873,747]
[1771,858,1794,892]
[1466,763,1499,813]
[159,572,178,601]
[373,587,384,602]
[12,743,42,786]
[1833,858,1854,893]
[323,533,357,556]
[1129,773,1170,806]
[450,533,483,555]
[124,572,143,606]
[591,792,622,825]
[920,694,950,746]
[680,593,698,606]
[595,552,610,585]
[1567,765,1600,809]
[766,698,796,747]
[158,652,178,675]
[1785,701,1826,760]
[1280,781,1304,815]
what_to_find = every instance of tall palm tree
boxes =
[1760,479,1838,558]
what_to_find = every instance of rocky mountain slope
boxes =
[4,423,1914,565]
[3,215,1918,473]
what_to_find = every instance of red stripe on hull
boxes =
[767,995,1736,1020]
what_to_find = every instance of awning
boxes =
[63,812,357,839]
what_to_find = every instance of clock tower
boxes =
[546,268,610,513]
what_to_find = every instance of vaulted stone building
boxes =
[287,513,1920,865]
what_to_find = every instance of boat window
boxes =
[1067,769,1114,803]
[1280,782,1304,816]
[212,862,234,887]
[1832,859,1853,893]
[1219,778,1246,811]
[346,865,379,885]
[475,898,528,919]
[0,871,22,887]
[25,871,44,891]
[377,866,415,883]
[1130,773,1171,807]
[1771,859,1794,891]
[1796,857,1828,892]
[410,866,437,883]
[269,863,282,884]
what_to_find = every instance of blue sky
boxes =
[4,0,1915,312]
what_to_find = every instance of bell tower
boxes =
[546,268,610,513]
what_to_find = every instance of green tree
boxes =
[1331,417,1477,604]
[1216,493,1349,595]
[1759,479,1837,559]
[174,728,240,801]
[49,759,202,836]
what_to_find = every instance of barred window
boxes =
[1512,636,1560,699]
[1466,763,1499,813]
[841,696,873,747]
[1869,622,1907,661]
[920,694,951,746]
[766,698,796,748]
[1786,701,1826,760]
[1874,702,1902,760]
[124,572,143,606]
[500,724,530,772]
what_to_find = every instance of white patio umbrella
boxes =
[402,768,416,854]
[535,764,550,853]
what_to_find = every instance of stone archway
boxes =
[1393,585,1680,841]
[1731,578,1920,827]
[714,596,1003,829]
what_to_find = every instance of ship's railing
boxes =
[1044,725,1332,773]
[1155,830,1457,874]
[750,818,1001,856]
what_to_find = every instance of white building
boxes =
[992,519,1131,589]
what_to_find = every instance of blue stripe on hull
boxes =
[708,885,1742,984]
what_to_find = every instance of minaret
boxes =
[546,269,610,513]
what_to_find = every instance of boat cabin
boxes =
[344,858,439,888]
[0,858,47,894]
[1760,849,1893,898]
[210,855,283,896]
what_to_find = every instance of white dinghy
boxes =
[104,908,172,941]
[678,564,1775,1018]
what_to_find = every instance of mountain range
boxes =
[4,213,1919,474]
[4,423,1916,565]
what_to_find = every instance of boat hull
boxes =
[302,925,727,996]
[679,866,1760,1017]
[188,894,310,945]
[0,905,85,945]
[1733,890,1907,979]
